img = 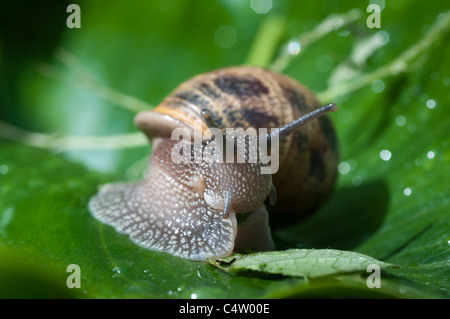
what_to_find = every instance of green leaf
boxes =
[0,142,289,298]
[214,249,395,278]
[0,0,449,298]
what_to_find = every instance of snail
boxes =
[89,66,339,261]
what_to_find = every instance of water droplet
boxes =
[333,17,350,37]
[371,79,385,93]
[427,151,435,159]
[374,30,390,45]
[197,270,202,278]
[177,287,182,292]
[190,293,198,299]
[341,159,357,173]
[0,165,8,175]
[168,290,173,295]
[395,115,406,127]
[287,41,301,55]
[112,267,121,278]
[403,187,412,196]
[143,269,155,279]
[250,0,272,14]
[335,29,350,37]
[379,150,392,161]
[399,288,407,294]
[426,99,436,109]
[338,162,351,175]
[214,25,237,48]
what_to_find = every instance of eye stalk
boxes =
[267,103,337,142]
[222,191,233,219]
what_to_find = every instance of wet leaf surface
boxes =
[0,0,448,298]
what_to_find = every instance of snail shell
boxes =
[89,66,338,260]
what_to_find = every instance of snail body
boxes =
[89,66,339,260]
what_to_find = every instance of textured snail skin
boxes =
[89,66,338,260]
[89,139,274,260]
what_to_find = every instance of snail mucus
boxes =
[89,66,339,261]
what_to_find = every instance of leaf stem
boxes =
[270,9,362,73]
[0,121,147,151]
[317,11,450,103]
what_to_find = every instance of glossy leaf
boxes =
[0,0,448,298]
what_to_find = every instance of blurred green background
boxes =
[0,0,448,298]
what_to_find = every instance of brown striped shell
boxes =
[135,66,339,226]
